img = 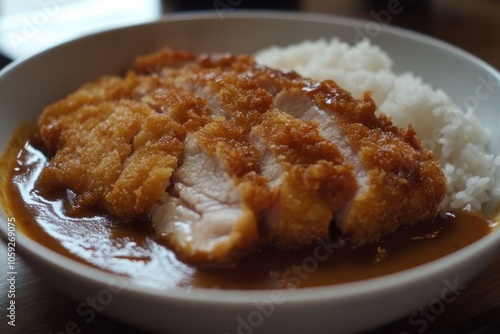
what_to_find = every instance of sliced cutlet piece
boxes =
[133,81,260,263]
[274,79,446,244]
[151,119,272,265]
[38,98,185,218]
[251,109,357,248]
[140,52,275,265]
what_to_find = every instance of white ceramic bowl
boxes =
[1,12,499,334]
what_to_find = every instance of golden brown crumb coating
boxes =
[36,48,446,265]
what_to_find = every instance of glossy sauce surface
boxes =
[1,132,495,290]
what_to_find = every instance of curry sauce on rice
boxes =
[0,39,499,288]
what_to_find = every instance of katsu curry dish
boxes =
[1,40,498,289]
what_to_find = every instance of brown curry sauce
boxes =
[0,126,496,290]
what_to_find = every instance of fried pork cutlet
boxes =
[36,48,446,266]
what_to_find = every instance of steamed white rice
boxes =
[255,38,500,212]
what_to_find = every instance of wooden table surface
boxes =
[1,0,500,333]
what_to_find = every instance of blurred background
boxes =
[0,0,499,70]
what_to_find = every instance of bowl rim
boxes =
[1,10,500,306]
[2,10,499,77]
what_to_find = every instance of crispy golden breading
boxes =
[37,73,186,217]
[254,110,357,247]
[36,48,446,265]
